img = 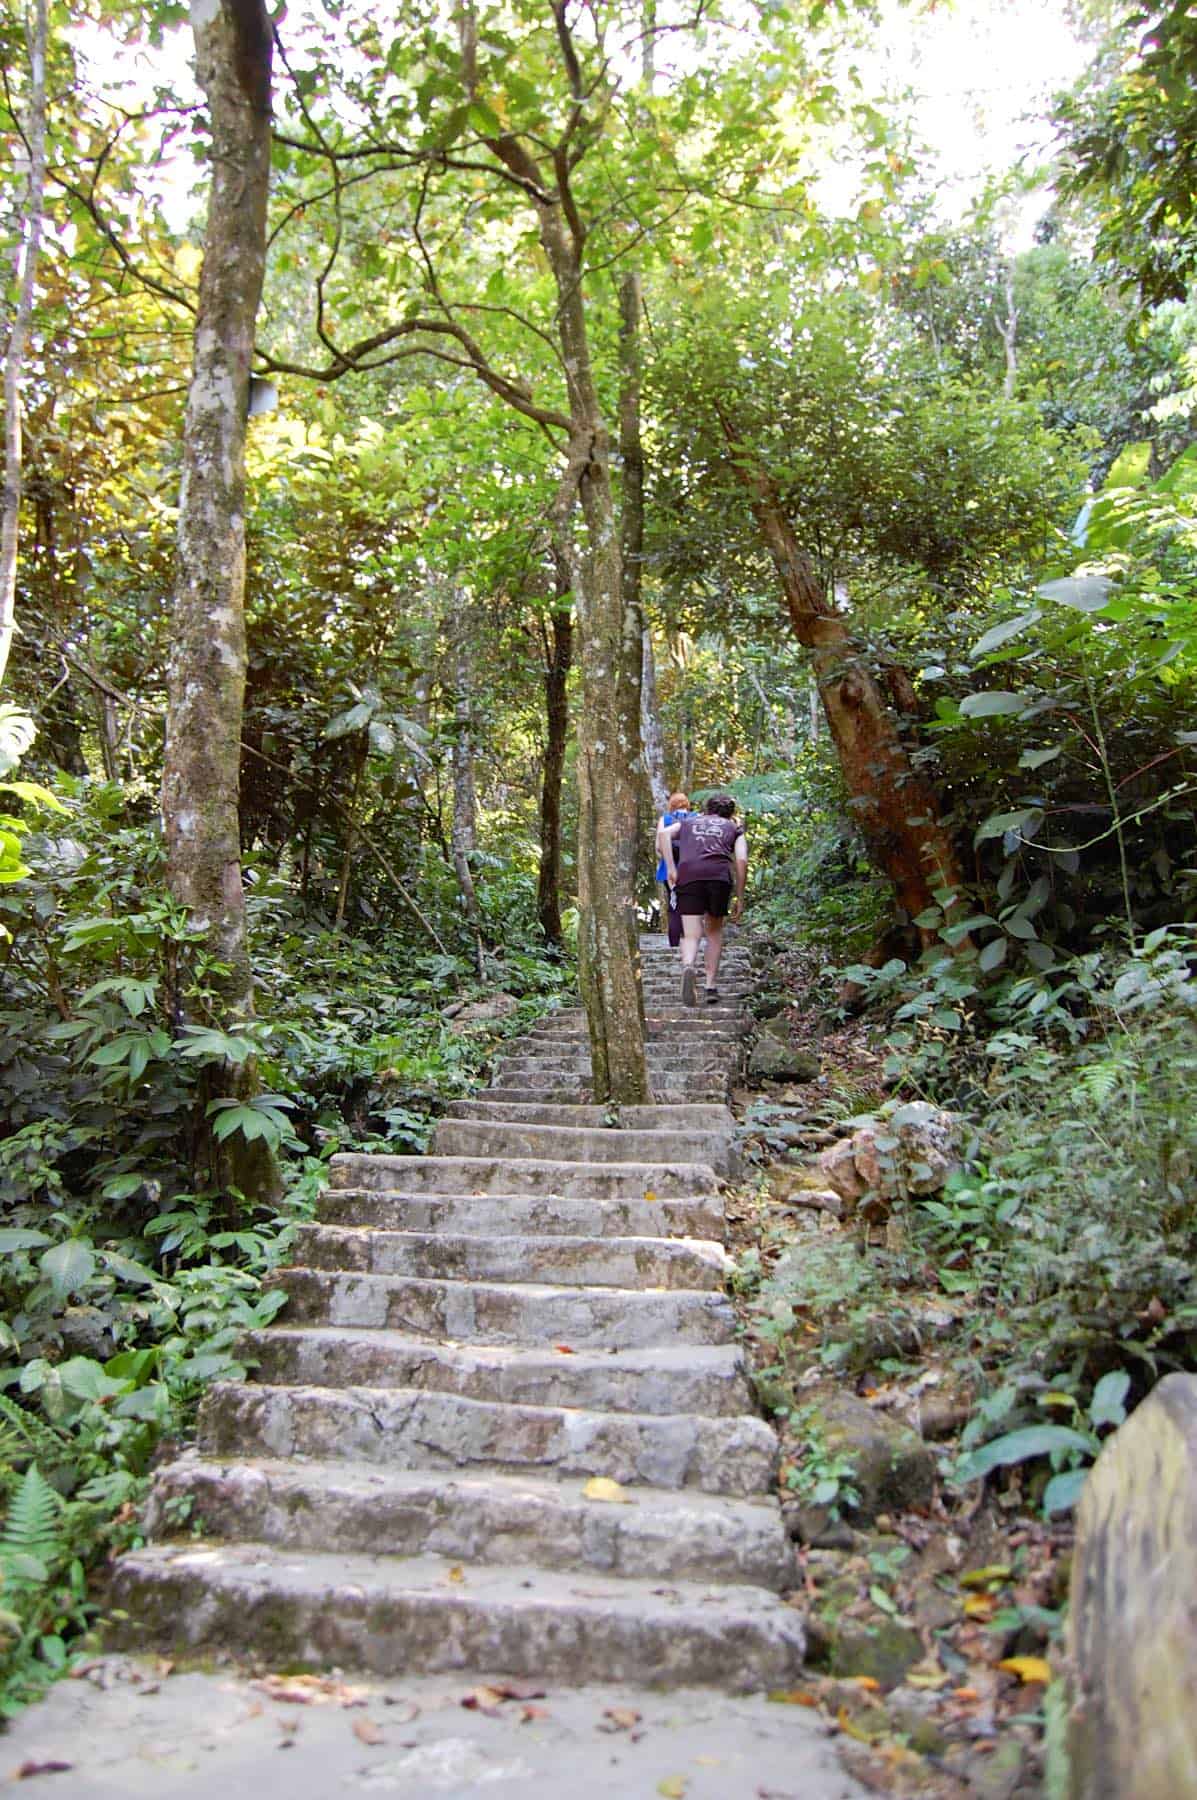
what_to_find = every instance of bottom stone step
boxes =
[110,1543,806,1689]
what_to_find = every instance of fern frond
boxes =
[0,1465,62,1581]
[0,1395,71,1474]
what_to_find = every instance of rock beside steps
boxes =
[112,936,806,1690]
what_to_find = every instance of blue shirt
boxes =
[655,809,690,882]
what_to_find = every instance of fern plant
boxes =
[0,1465,63,1590]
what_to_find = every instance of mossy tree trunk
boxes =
[160,0,277,1198]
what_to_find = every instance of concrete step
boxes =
[291,1224,731,1290]
[198,1384,778,1497]
[270,1268,737,1348]
[444,1100,736,1130]
[145,1458,792,1588]
[328,1153,719,1198]
[239,1330,757,1416]
[110,1543,806,1689]
[430,1119,739,1177]
[317,1189,726,1239]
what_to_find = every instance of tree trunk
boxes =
[160,0,275,1196]
[530,188,648,1101]
[537,549,573,948]
[448,589,486,972]
[0,0,48,693]
[732,443,966,927]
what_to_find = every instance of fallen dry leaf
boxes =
[767,1688,819,1707]
[519,1703,551,1723]
[583,1475,631,1505]
[998,1655,1051,1685]
[352,1717,385,1746]
[657,1778,687,1798]
[461,1685,506,1715]
[952,1686,981,1702]
[554,1344,575,1355]
[962,1593,997,1620]
[848,1676,881,1692]
[599,1706,642,1732]
[446,1565,465,1584]
[644,1190,658,1203]
[15,1760,74,1780]
[490,1679,547,1700]
[253,1673,369,1708]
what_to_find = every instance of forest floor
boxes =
[729,939,1064,1799]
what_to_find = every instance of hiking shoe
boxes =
[705,987,720,1005]
[681,966,698,1008]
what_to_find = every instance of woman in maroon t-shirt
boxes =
[661,793,748,1006]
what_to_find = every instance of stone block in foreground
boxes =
[1068,1372,1197,1799]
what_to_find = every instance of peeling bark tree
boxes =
[722,422,967,925]
[0,0,48,692]
[160,0,275,1193]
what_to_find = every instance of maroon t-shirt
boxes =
[675,814,743,885]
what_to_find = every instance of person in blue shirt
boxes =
[655,790,691,950]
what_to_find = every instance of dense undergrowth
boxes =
[0,775,571,1713]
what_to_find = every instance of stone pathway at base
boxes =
[1,1660,864,1799]
[72,934,863,1787]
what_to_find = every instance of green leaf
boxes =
[978,936,1008,973]
[56,1357,131,1403]
[1042,1469,1087,1515]
[1089,1370,1131,1430]
[970,611,1041,658]
[959,691,1025,719]
[1019,746,1061,770]
[39,1240,97,1299]
[1036,575,1113,612]
[975,808,1042,846]
[958,1424,1094,1481]
[1102,441,1151,491]
[0,1229,51,1254]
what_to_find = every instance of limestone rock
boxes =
[830,1617,924,1689]
[817,1138,867,1203]
[448,993,519,1029]
[1067,1371,1197,1799]
[747,1020,820,1083]
[802,1384,936,1521]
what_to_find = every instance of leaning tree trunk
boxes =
[160,0,276,1197]
[732,445,966,926]
[537,548,573,948]
[0,0,48,692]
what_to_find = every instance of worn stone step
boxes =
[317,1188,726,1239]
[239,1330,756,1416]
[444,1100,736,1130]
[476,1087,733,1109]
[110,1543,806,1689]
[198,1384,778,1497]
[268,1268,736,1348]
[292,1224,730,1291]
[431,1119,739,1178]
[328,1153,719,1198]
[145,1458,792,1589]
[494,1044,734,1070]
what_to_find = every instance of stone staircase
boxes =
[111,935,806,1689]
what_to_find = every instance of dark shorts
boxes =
[676,878,733,918]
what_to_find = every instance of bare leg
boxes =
[680,911,702,966]
[704,915,724,990]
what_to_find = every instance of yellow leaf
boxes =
[644,1189,657,1203]
[446,1565,465,1583]
[999,1655,1052,1684]
[767,1688,819,1706]
[657,1778,687,1798]
[963,1594,996,1619]
[1037,1391,1077,1410]
[959,1565,1012,1589]
[583,1476,631,1504]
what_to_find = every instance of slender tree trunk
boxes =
[448,590,486,972]
[537,549,573,948]
[0,0,48,692]
[998,270,1018,400]
[726,432,966,927]
[160,0,275,1196]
